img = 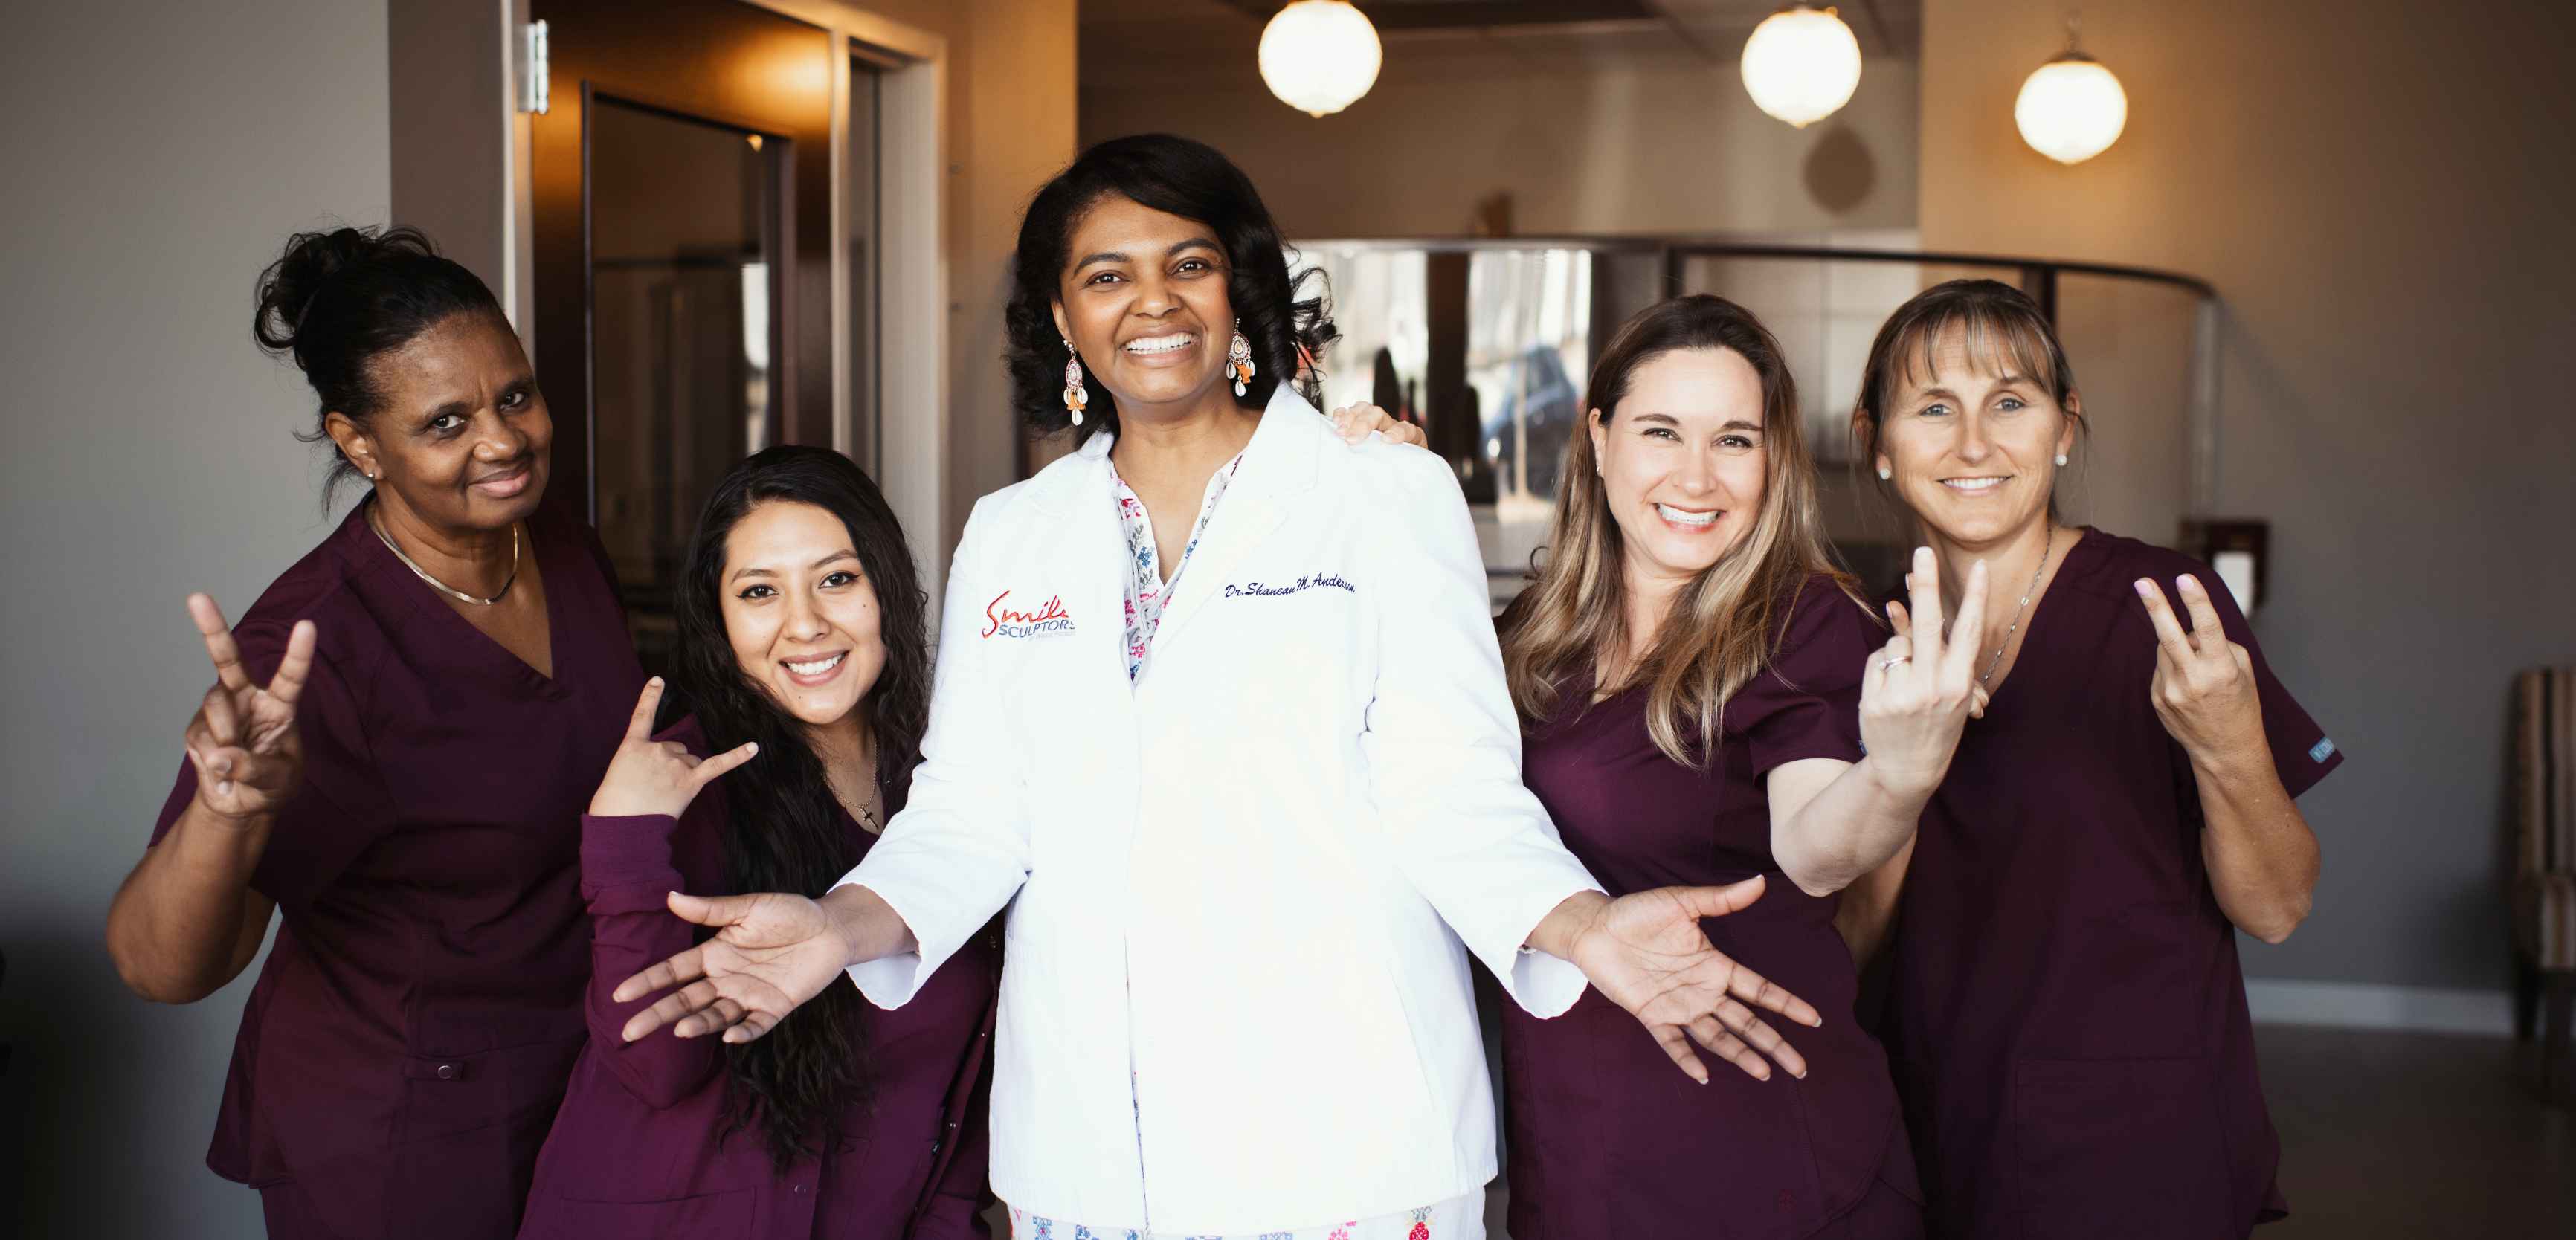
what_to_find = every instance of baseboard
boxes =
[2243,978,2515,1036]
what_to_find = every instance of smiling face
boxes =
[1049,194,1237,419]
[328,311,550,534]
[1871,324,2081,549]
[1587,347,1770,595]
[718,500,888,731]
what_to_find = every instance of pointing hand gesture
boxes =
[182,593,315,824]
[2135,574,2264,763]
[1861,548,1989,798]
[587,677,759,819]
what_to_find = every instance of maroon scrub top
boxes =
[1879,529,2343,1240]
[1498,575,1923,1240]
[148,498,645,1239]
[518,717,999,1240]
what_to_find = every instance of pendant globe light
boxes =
[1739,4,1864,128]
[1260,1,1385,117]
[2015,14,2128,164]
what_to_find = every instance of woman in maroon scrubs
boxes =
[1839,280,2337,1239]
[519,447,997,1238]
[1493,295,1986,1239]
[104,227,646,1238]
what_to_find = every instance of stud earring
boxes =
[1227,320,1255,398]
[1060,338,1087,427]
[2055,452,2069,467]
[1877,465,1893,481]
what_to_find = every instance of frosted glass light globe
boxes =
[1260,1,1384,118]
[2015,54,2128,164]
[1739,4,1864,128]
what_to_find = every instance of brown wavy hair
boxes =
[1500,294,1860,766]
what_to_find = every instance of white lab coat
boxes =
[840,388,1602,1235]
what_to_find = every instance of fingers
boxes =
[666,890,759,929]
[612,946,706,1005]
[1686,1017,1770,1081]
[200,684,243,747]
[721,1010,783,1044]
[1868,633,1913,693]
[2174,575,2225,654]
[1649,1024,1711,1085]
[1668,874,1768,920]
[1329,402,1390,442]
[620,975,718,1042]
[1939,559,1991,685]
[187,593,251,691]
[1904,548,1945,668]
[1726,958,1824,1027]
[691,740,761,788]
[1713,1000,1809,1079]
[264,620,318,714]
[2133,578,2197,664]
[1971,684,1991,720]
[1884,600,1913,642]
[626,676,666,742]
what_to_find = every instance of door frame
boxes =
[471,0,953,601]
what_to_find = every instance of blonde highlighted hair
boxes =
[1500,294,1861,766]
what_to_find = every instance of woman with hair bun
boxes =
[611,135,1822,1240]
[104,226,647,1237]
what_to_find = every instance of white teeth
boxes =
[1942,477,2007,492]
[1124,335,1194,355]
[1656,503,1718,527]
[785,653,844,676]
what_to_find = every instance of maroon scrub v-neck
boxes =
[1878,527,2344,1240]
[149,497,645,1239]
[1498,575,1923,1239]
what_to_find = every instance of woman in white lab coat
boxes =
[610,135,1822,1240]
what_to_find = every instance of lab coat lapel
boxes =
[1146,390,1322,659]
[1025,430,1135,695]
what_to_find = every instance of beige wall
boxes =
[2,3,393,1234]
[1919,0,2576,990]
[1080,20,1919,239]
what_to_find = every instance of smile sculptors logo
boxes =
[982,590,1075,639]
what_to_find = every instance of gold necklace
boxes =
[370,503,519,606]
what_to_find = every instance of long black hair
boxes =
[1004,133,1339,444]
[251,225,508,503]
[669,445,933,1168]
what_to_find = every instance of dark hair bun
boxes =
[251,225,506,500]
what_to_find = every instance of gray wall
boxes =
[0,1,390,1235]
[1920,0,2576,992]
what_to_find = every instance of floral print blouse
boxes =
[1109,451,1244,682]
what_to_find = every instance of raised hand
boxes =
[182,593,315,824]
[2135,574,2264,763]
[1863,548,1989,797]
[1566,877,1824,1084]
[588,677,759,819]
[1329,401,1428,449]
[612,891,852,1043]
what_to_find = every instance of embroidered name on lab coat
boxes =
[982,590,1075,639]
[1223,573,1356,600]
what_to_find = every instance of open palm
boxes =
[1569,876,1822,1083]
[612,891,851,1043]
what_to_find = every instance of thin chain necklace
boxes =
[369,502,520,606]
[1979,527,2059,685]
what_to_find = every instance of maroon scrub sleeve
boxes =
[1734,584,1875,775]
[149,621,398,907]
[578,809,727,1109]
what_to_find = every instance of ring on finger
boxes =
[1878,655,1911,671]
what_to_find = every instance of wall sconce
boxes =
[2015,14,2127,164]
[1740,4,1863,128]
[1260,1,1384,117]
[2180,518,2269,615]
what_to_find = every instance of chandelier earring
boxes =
[1227,320,1255,398]
[1061,338,1088,427]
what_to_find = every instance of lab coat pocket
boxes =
[2011,1055,2232,1240]
[515,1186,756,1239]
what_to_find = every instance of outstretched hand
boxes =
[181,593,315,823]
[612,891,853,1044]
[1566,876,1823,1084]
[587,677,759,819]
